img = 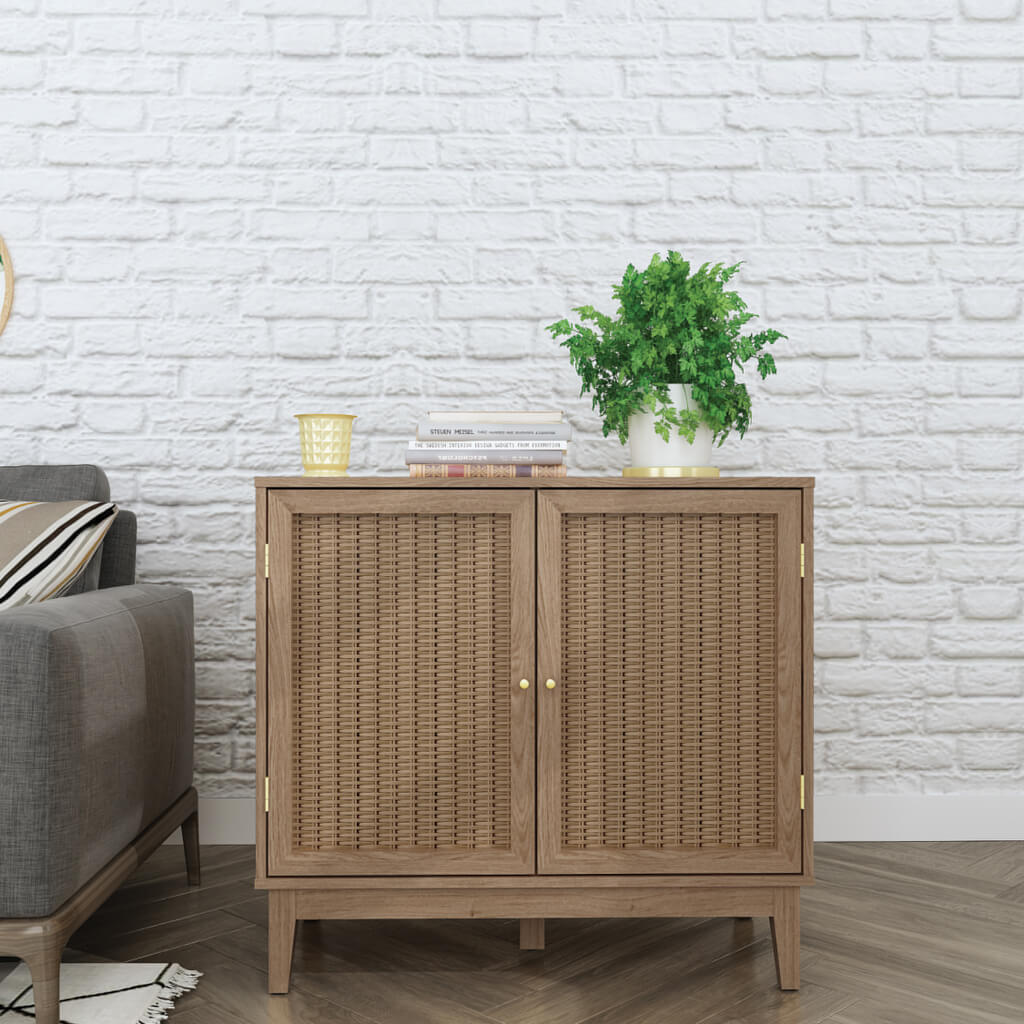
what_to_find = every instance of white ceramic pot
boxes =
[628,383,714,468]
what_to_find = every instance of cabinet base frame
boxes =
[266,883,802,995]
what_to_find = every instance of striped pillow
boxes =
[0,500,119,610]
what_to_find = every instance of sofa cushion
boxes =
[0,465,115,592]
[0,500,118,609]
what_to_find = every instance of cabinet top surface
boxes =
[255,475,814,490]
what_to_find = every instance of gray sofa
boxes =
[0,465,198,1024]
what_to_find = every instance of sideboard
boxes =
[254,476,814,992]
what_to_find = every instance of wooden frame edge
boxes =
[801,486,815,880]
[255,485,268,885]
[254,477,816,490]
[256,872,813,890]
[290,884,784,920]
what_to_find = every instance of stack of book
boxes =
[406,410,571,478]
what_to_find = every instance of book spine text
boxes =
[405,449,564,465]
[409,464,569,478]
[416,422,572,441]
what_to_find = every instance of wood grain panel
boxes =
[802,484,815,881]
[292,885,780,920]
[257,476,814,490]
[255,485,267,885]
[257,871,806,890]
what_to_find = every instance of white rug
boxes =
[0,963,200,1023]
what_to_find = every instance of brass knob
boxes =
[519,679,530,690]
[546,679,556,689]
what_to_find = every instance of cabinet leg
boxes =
[181,808,201,887]
[770,888,800,991]
[519,918,544,950]
[25,947,63,1024]
[268,891,297,994]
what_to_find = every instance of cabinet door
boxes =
[537,489,803,874]
[267,489,534,876]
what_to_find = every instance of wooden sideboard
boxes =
[254,476,814,993]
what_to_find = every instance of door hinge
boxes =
[800,774,805,811]
[264,776,269,813]
[800,543,805,578]
[264,544,269,578]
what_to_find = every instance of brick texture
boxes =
[1,2,1021,799]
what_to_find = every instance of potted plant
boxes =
[547,251,784,475]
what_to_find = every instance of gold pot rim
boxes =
[294,413,358,420]
[622,466,720,478]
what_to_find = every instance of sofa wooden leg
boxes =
[269,891,297,995]
[182,807,201,887]
[25,948,62,1024]
[770,888,800,991]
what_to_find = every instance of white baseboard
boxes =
[814,794,1024,842]
[164,797,257,845]
[165,794,1024,846]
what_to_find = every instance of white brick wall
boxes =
[2,1,1021,803]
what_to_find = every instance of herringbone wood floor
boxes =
[4,843,1023,1023]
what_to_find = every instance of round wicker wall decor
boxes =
[0,236,12,338]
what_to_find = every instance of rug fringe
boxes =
[136,967,202,1024]
[139,995,177,1024]
[163,966,203,998]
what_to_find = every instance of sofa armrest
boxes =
[0,584,194,918]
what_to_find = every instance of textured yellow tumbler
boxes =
[295,413,357,476]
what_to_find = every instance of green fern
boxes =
[547,251,784,447]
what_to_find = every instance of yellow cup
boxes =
[295,414,357,476]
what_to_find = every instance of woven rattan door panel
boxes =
[537,490,803,875]
[267,490,535,876]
